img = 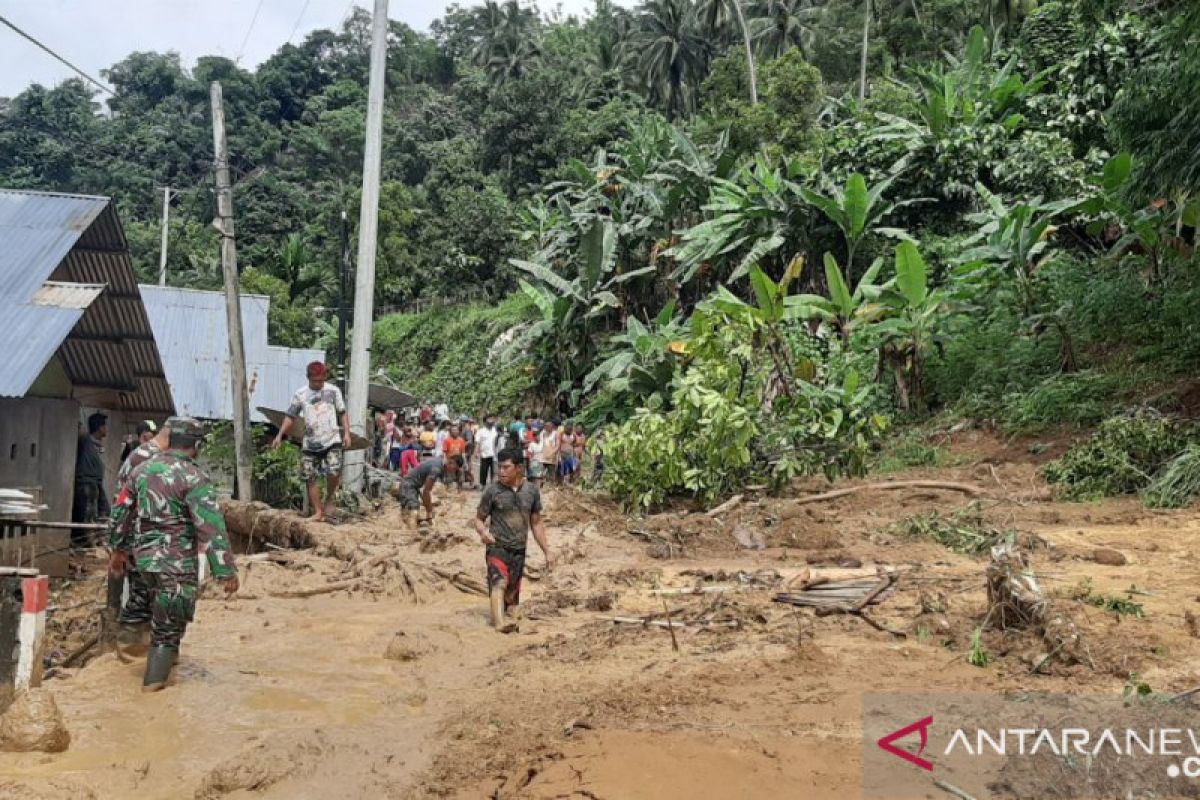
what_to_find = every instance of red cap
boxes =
[306,361,328,379]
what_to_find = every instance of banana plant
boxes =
[874,242,959,412]
[799,172,916,282]
[957,182,1076,314]
[708,256,809,399]
[667,152,805,285]
[785,252,891,344]
[506,218,656,403]
[583,301,688,410]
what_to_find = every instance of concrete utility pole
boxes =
[210,81,254,502]
[344,0,388,490]
[157,186,174,286]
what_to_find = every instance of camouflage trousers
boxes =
[117,569,153,626]
[143,572,197,650]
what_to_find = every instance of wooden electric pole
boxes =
[344,0,388,490]
[210,81,254,502]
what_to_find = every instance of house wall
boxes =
[0,398,81,575]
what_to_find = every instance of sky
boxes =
[0,0,630,98]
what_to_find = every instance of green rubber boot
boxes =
[141,646,177,693]
[117,623,151,658]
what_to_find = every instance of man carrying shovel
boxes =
[474,447,552,633]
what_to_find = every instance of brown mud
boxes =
[3,429,1200,798]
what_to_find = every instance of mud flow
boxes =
[3,431,1199,799]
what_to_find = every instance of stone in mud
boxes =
[1090,548,1128,566]
[384,631,428,662]
[0,689,70,753]
[731,525,765,550]
[194,730,325,798]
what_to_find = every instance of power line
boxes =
[236,0,269,63]
[287,0,314,44]
[0,14,114,95]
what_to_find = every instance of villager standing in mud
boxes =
[111,418,239,691]
[475,447,551,633]
[107,418,174,655]
[272,361,352,523]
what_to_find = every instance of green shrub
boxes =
[601,368,759,511]
[371,295,537,416]
[876,431,944,472]
[1142,446,1200,508]
[1042,411,1191,500]
[1001,370,1128,433]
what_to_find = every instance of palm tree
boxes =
[636,0,712,119]
[470,0,541,85]
[858,0,872,101]
[697,0,759,104]
[748,0,819,60]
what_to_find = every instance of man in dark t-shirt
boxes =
[395,456,443,528]
[475,447,552,633]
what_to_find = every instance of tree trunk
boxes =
[732,0,759,105]
[858,0,871,102]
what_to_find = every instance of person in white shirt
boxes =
[476,416,499,486]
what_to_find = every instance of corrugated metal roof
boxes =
[31,282,107,309]
[0,189,174,414]
[139,285,326,423]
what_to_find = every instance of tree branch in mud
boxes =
[791,481,988,506]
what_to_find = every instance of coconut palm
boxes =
[635,0,712,119]
[470,0,541,85]
[697,0,759,104]
[748,0,819,60]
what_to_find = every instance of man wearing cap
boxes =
[111,418,239,691]
[107,418,173,655]
[272,361,352,523]
[72,412,110,542]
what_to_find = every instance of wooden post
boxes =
[210,81,254,502]
[344,0,389,491]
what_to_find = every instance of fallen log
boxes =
[270,579,362,599]
[791,481,987,507]
[706,494,743,518]
[221,500,362,561]
[221,500,318,549]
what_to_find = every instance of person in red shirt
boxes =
[399,429,420,477]
[443,424,469,491]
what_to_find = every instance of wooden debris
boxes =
[774,574,905,637]
[933,779,978,800]
[270,579,361,599]
[428,566,488,597]
[706,494,743,518]
[606,616,740,630]
[791,480,988,507]
[662,597,680,652]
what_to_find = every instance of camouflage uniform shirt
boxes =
[106,440,162,552]
[113,450,237,579]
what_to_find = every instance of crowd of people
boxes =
[371,404,596,492]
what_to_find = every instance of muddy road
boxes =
[3,431,1200,799]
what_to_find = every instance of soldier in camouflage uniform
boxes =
[111,418,239,692]
[107,418,176,654]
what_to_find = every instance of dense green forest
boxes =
[3,0,1199,508]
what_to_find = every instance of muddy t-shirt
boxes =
[286,384,346,452]
[477,481,542,552]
